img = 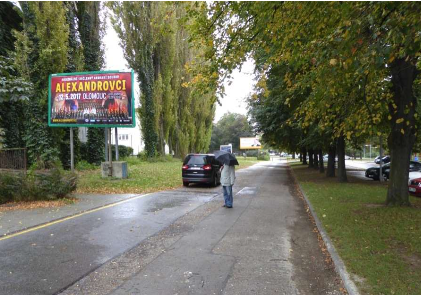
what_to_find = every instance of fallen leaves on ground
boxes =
[0,198,78,212]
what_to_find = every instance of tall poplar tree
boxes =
[109,2,217,158]
[109,2,158,158]
[0,2,28,148]
[77,2,105,165]
[14,2,69,167]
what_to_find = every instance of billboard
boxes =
[48,71,135,127]
[240,137,262,150]
[220,144,232,153]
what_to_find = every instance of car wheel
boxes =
[183,181,189,187]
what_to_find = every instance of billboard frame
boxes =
[240,137,262,150]
[48,70,136,128]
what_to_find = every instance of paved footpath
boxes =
[61,160,344,295]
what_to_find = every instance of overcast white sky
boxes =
[103,17,255,123]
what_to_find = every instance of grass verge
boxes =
[290,162,421,295]
[76,157,260,194]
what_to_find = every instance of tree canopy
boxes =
[191,2,421,205]
[109,2,217,158]
[209,112,254,153]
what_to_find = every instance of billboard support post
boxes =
[115,128,119,161]
[104,128,108,162]
[108,128,112,177]
[70,127,74,172]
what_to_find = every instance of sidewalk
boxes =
[1,160,347,294]
[61,161,345,295]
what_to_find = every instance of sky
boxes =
[103,17,255,123]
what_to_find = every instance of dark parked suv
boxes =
[182,154,222,187]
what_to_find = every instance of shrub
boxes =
[0,169,77,204]
[112,145,134,159]
[76,160,98,171]
[245,150,258,157]
[0,172,24,204]
[257,151,270,161]
[137,151,147,161]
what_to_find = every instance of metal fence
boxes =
[0,148,27,171]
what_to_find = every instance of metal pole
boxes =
[70,127,74,172]
[370,145,372,159]
[108,128,113,177]
[104,128,108,162]
[379,137,383,182]
[115,128,119,161]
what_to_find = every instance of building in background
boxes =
[78,122,144,156]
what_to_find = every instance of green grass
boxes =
[76,156,259,194]
[291,163,421,295]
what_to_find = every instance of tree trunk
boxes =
[319,149,325,173]
[326,145,336,177]
[336,136,348,182]
[299,153,302,162]
[302,148,307,165]
[292,153,296,159]
[313,150,319,169]
[308,148,314,168]
[386,58,418,206]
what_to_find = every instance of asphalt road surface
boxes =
[0,190,218,295]
[1,159,344,295]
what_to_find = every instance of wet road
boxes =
[0,188,219,295]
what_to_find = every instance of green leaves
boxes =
[110,2,216,158]
[0,56,32,103]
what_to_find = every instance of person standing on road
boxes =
[220,164,236,208]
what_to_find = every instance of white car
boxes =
[409,171,421,182]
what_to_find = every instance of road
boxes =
[0,190,218,294]
[0,159,344,295]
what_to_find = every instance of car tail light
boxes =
[182,165,189,170]
[203,164,212,170]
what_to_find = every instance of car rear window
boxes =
[183,155,211,165]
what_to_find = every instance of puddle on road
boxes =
[236,187,257,195]
[146,198,187,213]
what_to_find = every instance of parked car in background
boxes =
[383,161,421,180]
[365,163,390,181]
[182,154,222,187]
[408,177,421,197]
[375,155,391,164]
[322,155,351,162]
[365,161,421,181]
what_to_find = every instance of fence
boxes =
[0,148,27,171]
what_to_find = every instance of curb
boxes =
[291,170,360,295]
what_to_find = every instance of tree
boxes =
[209,113,254,152]
[14,2,69,167]
[193,2,421,205]
[77,2,105,165]
[109,2,158,158]
[110,2,217,159]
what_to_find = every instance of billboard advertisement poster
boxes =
[220,144,232,153]
[240,137,262,150]
[48,71,135,128]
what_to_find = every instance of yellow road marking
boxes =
[0,193,151,242]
